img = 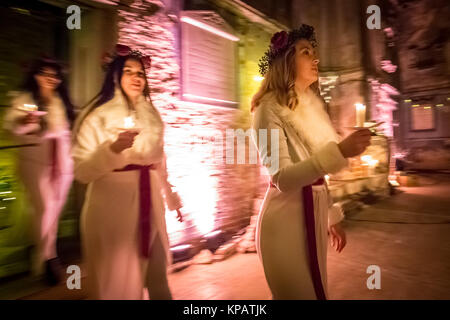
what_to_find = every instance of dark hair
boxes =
[22,57,75,124]
[81,54,151,121]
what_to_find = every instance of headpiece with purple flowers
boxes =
[102,44,152,70]
[258,24,317,76]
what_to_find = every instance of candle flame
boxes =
[123,116,135,129]
[355,103,366,111]
[23,104,38,111]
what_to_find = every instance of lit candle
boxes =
[123,116,135,129]
[355,103,366,127]
[22,104,38,112]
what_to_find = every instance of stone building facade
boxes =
[1,1,447,276]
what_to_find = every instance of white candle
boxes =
[355,103,366,127]
[123,116,135,129]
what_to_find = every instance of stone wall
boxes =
[118,0,263,246]
[118,0,180,109]
[382,0,450,170]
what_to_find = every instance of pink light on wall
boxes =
[369,79,399,137]
[381,60,398,73]
[118,6,256,248]
[180,16,240,42]
[164,133,218,237]
[160,100,237,244]
[182,94,238,105]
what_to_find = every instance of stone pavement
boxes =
[0,173,448,300]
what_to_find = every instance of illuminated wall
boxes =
[118,0,262,247]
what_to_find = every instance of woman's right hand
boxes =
[338,128,372,158]
[110,131,139,154]
[22,112,40,125]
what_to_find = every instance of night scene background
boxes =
[0,0,449,300]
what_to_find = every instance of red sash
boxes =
[49,138,61,199]
[114,164,155,258]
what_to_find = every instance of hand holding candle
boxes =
[20,104,40,124]
[19,104,47,122]
[120,115,141,133]
[338,129,372,158]
[111,116,141,153]
[111,130,139,154]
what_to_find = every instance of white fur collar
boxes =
[267,88,341,155]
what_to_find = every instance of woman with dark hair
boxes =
[251,25,371,299]
[3,57,75,285]
[72,44,183,300]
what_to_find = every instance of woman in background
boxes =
[72,44,183,300]
[3,57,75,285]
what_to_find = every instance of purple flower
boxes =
[270,31,289,52]
[141,56,151,69]
[116,44,132,56]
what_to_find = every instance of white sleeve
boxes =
[252,103,348,193]
[3,96,41,139]
[154,152,183,211]
[72,114,127,184]
[327,190,345,227]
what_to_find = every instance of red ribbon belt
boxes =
[114,164,155,258]
[50,138,61,199]
[270,177,327,300]
[50,138,58,182]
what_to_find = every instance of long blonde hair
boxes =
[251,41,320,112]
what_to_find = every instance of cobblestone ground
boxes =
[1,173,448,300]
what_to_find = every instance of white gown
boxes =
[72,89,182,299]
[3,92,74,274]
[251,89,348,299]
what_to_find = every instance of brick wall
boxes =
[118,0,262,247]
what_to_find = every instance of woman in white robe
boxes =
[3,57,75,284]
[72,45,183,300]
[251,26,372,299]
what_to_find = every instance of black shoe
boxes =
[45,258,63,286]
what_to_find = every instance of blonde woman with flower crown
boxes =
[251,25,371,300]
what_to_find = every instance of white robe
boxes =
[3,92,74,274]
[72,90,182,299]
[251,88,348,299]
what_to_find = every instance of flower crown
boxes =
[258,24,317,76]
[102,44,151,70]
